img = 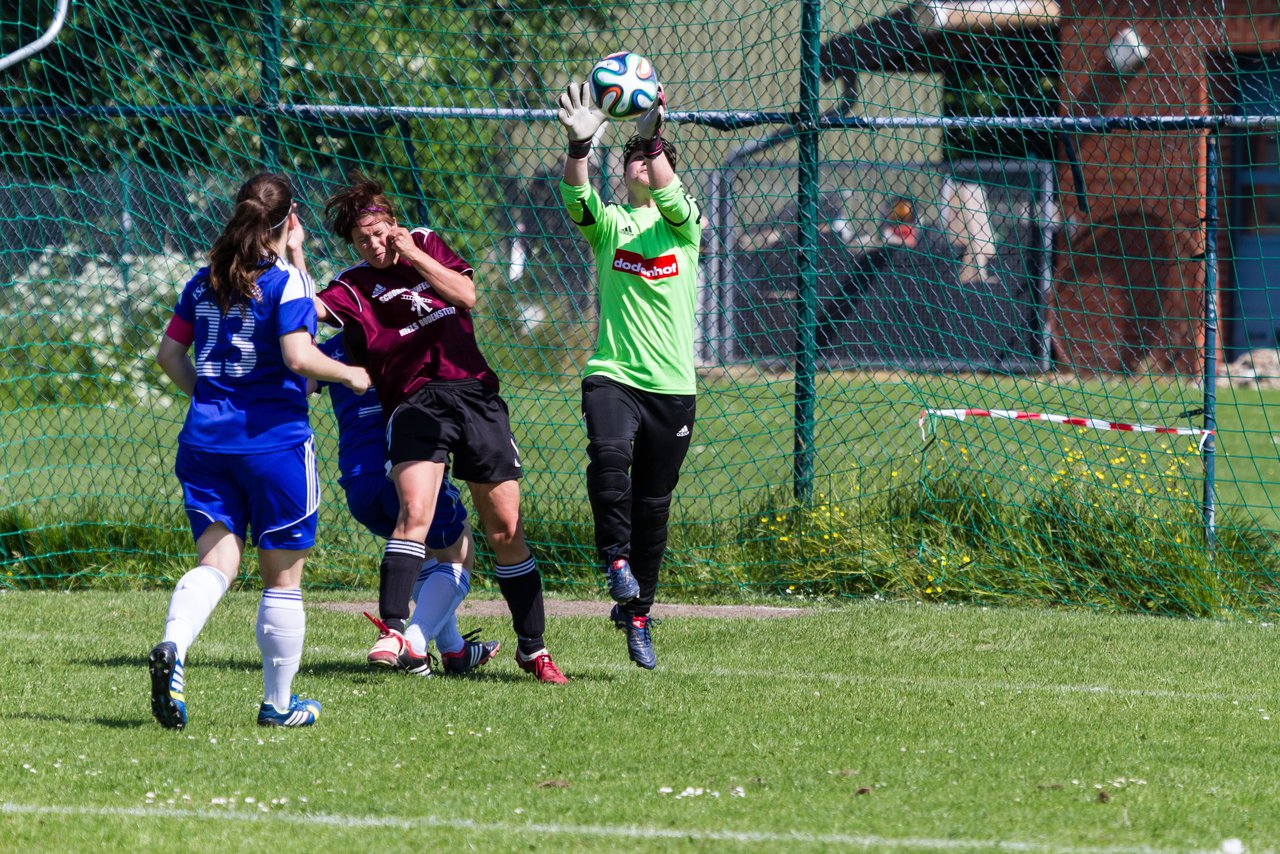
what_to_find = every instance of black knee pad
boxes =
[587,437,633,472]
[634,492,674,524]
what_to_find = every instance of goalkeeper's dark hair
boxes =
[325,173,401,243]
[622,134,678,168]
[207,172,294,314]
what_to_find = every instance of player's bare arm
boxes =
[156,335,196,397]
[280,329,371,394]
[313,295,336,325]
[389,226,477,309]
[284,210,311,280]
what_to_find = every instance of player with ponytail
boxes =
[148,173,371,730]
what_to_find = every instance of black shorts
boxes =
[386,381,522,483]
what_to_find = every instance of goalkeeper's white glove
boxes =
[634,86,666,140]
[557,81,607,143]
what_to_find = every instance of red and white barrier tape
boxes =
[919,408,1213,450]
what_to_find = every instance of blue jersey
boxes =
[317,334,386,482]
[171,259,318,453]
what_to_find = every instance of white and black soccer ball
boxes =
[589,52,660,120]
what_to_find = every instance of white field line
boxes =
[0,801,1230,853]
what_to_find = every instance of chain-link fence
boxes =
[4,0,1280,618]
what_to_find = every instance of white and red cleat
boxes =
[363,611,406,669]
[516,648,568,684]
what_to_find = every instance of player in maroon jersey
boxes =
[313,174,566,684]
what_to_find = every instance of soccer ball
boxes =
[589,52,659,120]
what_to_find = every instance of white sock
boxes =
[407,562,470,655]
[162,565,228,662]
[432,563,470,655]
[256,588,305,712]
[410,557,440,604]
[404,558,440,651]
[434,614,464,657]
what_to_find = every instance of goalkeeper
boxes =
[557,79,701,670]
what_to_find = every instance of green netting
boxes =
[1,0,1277,617]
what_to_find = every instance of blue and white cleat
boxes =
[605,558,639,604]
[609,604,657,670]
[148,641,187,730]
[257,695,322,728]
[442,630,501,676]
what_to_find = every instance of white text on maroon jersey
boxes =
[612,249,679,280]
[399,306,456,336]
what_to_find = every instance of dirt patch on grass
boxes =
[319,598,809,620]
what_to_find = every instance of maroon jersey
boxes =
[317,227,498,413]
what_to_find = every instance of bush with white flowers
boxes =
[0,245,194,405]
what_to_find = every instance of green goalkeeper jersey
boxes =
[560,176,702,395]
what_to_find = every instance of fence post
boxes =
[120,154,134,332]
[397,119,430,226]
[793,0,822,504]
[259,0,282,170]
[1202,126,1220,554]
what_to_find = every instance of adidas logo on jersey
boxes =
[676,425,690,437]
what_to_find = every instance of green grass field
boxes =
[2,589,1278,852]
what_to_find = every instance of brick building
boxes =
[823,0,1280,375]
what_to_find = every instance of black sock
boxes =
[380,539,425,633]
[495,555,545,654]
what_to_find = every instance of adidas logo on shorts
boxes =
[676,425,690,437]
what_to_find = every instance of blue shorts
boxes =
[175,439,319,550]
[341,471,468,550]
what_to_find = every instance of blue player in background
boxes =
[149,173,371,730]
[315,332,499,676]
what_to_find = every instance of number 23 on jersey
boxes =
[194,303,258,377]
